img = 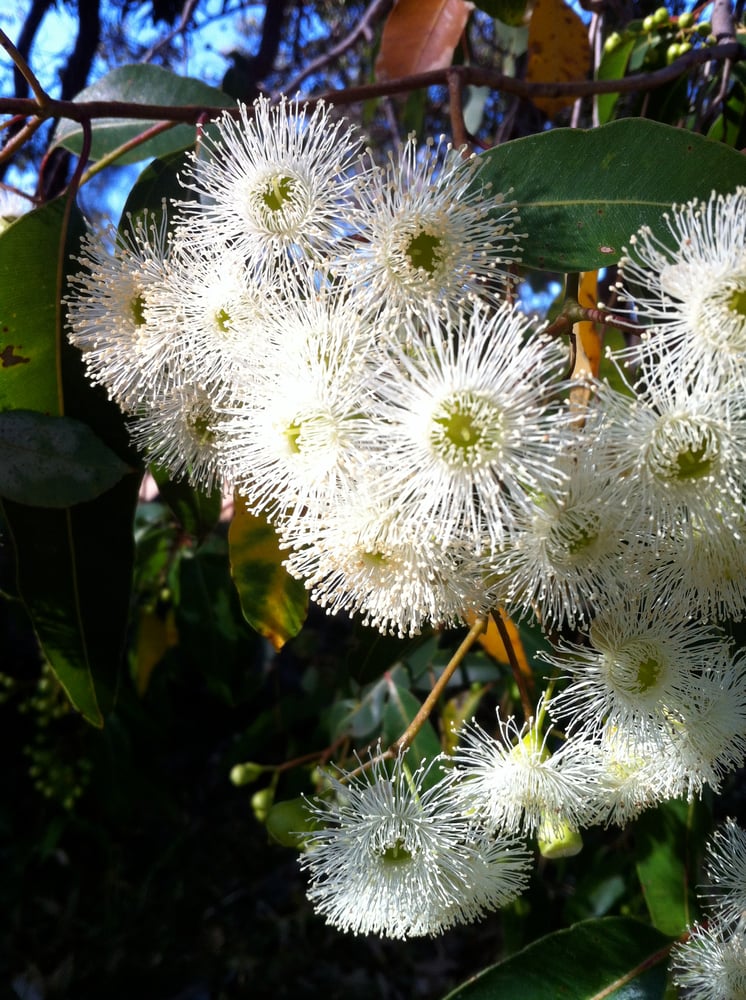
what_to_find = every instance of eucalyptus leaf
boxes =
[228,504,308,650]
[0,198,141,726]
[53,64,235,165]
[0,410,131,507]
[479,118,746,271]
[443,916,673,999]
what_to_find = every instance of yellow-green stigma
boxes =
[406,231,443,275]
[675,442,713,480]
[214,307,231,333]
[263,175,295,212]
[130,292,147,326]
[380,839,413,864]
[728,285,746,318]
[635,656,662,693]
[190,411,215,446]
[285,421,302,454]
[436,409,481,451]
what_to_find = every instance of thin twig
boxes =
[491,608,533,720]
[390,616,488,755]
[0,27,49,105]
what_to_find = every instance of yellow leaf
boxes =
[228,503,308,651]
[133,607,178,696]
[466,609,534,689]
[525,0,591,117]
[575,269,601,377]
[376,0,474,81]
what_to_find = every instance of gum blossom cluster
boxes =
[66,96,746,952]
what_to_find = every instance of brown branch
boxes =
[0,41,741,126]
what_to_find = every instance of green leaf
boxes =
[228,504,308,650]
[0,410,130,506]
[596,36,636,125]
[479,118,746,271]
[382,680,442,784]
[443,916,673,1000]
[635,798,707,937]
[0,204,64,413]
[120,148,195,231]
[53,64,235,165]
[0,198,141,726]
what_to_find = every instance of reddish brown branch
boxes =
[0,42,740,127]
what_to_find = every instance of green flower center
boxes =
[189,409,215,447]
[380,839,413,864]
[263,175,295,212]
[406,231,443,275]
[130,292,146,326]
[430,392,504,466]
[649,415,719,483]
[214,307,231,333]
[607,640,666,697]
[675,441,713,480]
[285,421,302,454]
[546,507,601,564]
[728,285,746,318]
[635,656,662,692]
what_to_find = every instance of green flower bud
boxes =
[642,14,655,31]
[251,786,274,824]
[537,816,584,859]
[678,11,695,29]
[697,21,711,36]
[265,796,320,848]
[652,7,669,26]
[230,761,266,786]
[604,31,624,55]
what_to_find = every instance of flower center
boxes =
[728,285,746,318]
[405,231,443,276]
[187,404,216,447]
[214,307,231,333]
[430,391,504,467]
[380,838,413,864]
[545,507,601,565]
[262,174,295,212]
[284,420,302,454]
[130,292,146,326]
[606,639,666,697]
[647,414,720,483]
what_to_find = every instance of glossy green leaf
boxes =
[0,198,141,726]
[382,680,443,784]
[228,504,308,650]
[596,36,636,125]
[119,148,195,231]
[478,118,746,271]
[443,916,673,999]
[635,798,707,937]
[0,410,130,506]
[54,64,235,165]
[0,204,63,413]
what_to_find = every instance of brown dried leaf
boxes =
[375,0,474,81]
